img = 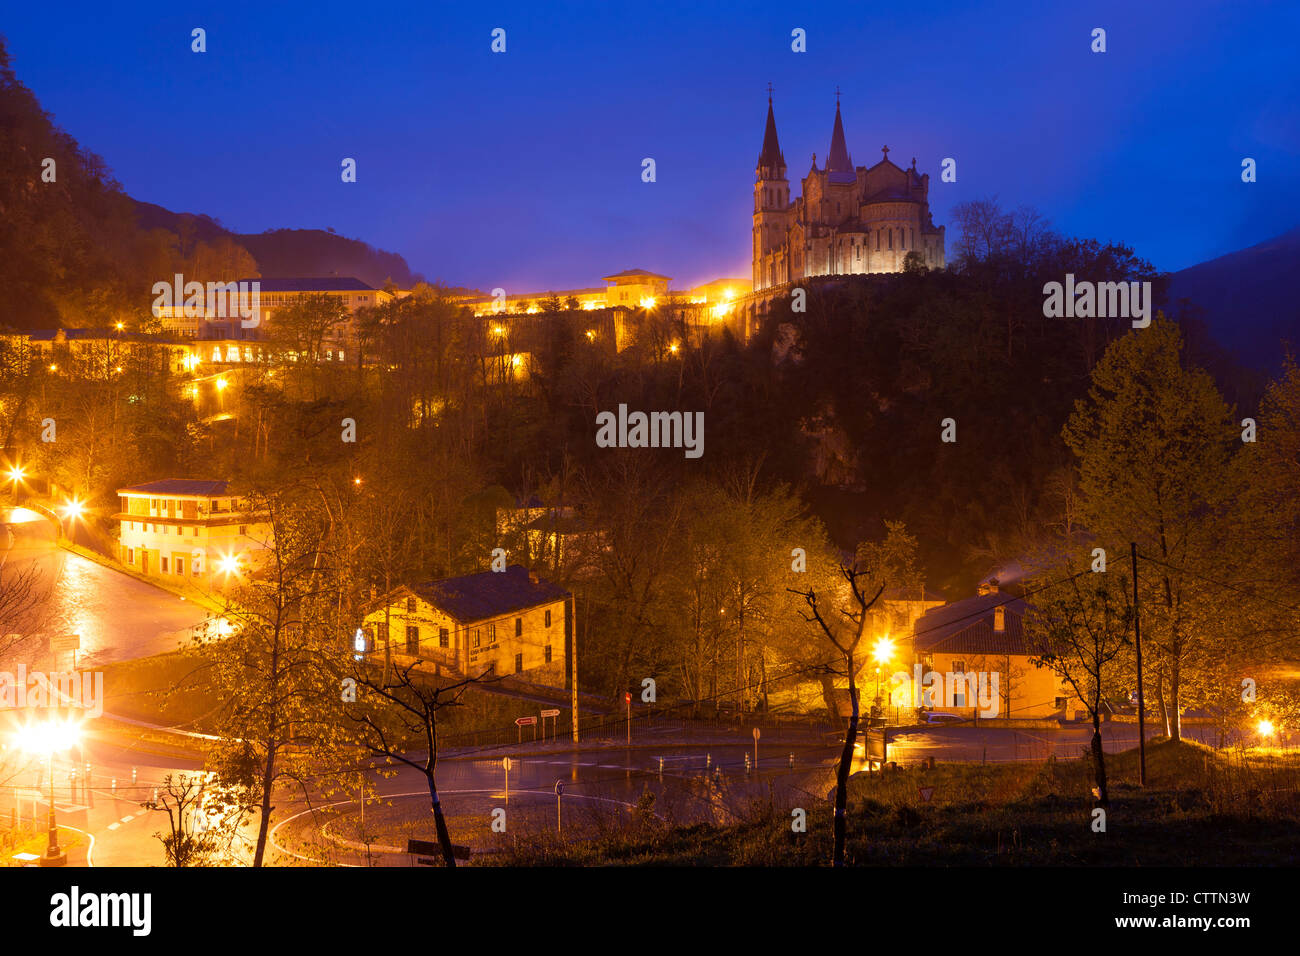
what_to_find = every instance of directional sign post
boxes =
[515,715,536,744]
[752,726,761,768]
[554,780,564,834]
[540,708,560,740]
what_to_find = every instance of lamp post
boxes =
[7,465,23,505]
[17,717,81,866]
[871,636,895,722]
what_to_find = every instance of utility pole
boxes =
[569,594,579,743]
[1130,542,1147,787]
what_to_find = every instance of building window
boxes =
[405,625,419,655]
[544,645,552,663]
[238,525,248,536]
[439,627,449,649]
[473,629,481,648]
[161,557,169,573]
[406,597,416,613]
[515,617,522,637]
[127,548,134,565]
[545,609,552,628]
[192,526,199,536]
[487,623,496,642]
[515,653,523,674]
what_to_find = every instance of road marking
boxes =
[107,822,120,830]
[121,814,134,822]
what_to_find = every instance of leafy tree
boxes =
[1062,317,1244,741]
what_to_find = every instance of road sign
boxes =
[502,757,512,771]
[50,633,80,652]
[540,708,560,718]
[515,716,537,726]
[554,781,563,795]
[864,729,887,764]
[752,727,761,740]
[624,691,631,704]
[919,786,934,803]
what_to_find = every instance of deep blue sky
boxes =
[6,0,1298,291]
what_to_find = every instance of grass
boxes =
[487,738,1300,866]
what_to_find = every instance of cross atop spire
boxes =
[835,85,841,106]
[882,145,890,160]
[767,82,774,104]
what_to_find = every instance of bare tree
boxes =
[788,522,921,867]
[143,771,252,866]
[344,657,497,867]
[1026,570,1133,806]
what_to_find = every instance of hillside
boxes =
[1166,226,1300,373]
[0,34,423,330]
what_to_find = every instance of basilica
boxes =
[752,93,945,293]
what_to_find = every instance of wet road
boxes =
[2,515,207,665]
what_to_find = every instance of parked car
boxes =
[922,712,968,725]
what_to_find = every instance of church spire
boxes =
[826,94,855,184]
[757,85,785,172]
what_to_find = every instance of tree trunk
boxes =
[252,741,276,867]
[833,671,859,868]
[1090,719,1109,807]
[1169,659,1182,743]
[428,779,457,868]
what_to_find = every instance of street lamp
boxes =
[8,464,24,504]
[59,498,83,540]
[871,636,896,719]
[16,715,82,866]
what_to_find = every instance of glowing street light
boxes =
[60,499,83,521]
[872,636,896,717]
[214,377,228,391]
[16,715,82,866]
[1258,719,1276,738]
[217,553,241,576]
[872,636,896,664]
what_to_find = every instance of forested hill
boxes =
[0,35,422,330]
[131,201,426,290]
[1166,226,1300,375]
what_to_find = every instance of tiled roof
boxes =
[236,277,376,292]
[913,593,1033,656]
[409,565,569,624]
[118,479,229,496]
[602,269,671,282]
